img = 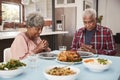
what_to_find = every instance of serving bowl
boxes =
[0,67,25,78]
[0,59,26,78]
[83,58,112,72]
[43,65,80,80]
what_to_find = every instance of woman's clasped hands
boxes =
[33,39,51,53]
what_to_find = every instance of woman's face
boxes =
[83,15,96,31]
[28,26,42,39]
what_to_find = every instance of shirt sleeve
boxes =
[36,37,42,44]
[97,29,117,56]
[71,31,79,50]
[10,34,29,60]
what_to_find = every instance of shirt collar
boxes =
[96,25,101,32]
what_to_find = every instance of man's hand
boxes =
[80,44,96,54]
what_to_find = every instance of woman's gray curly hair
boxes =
[82,8,96,19]
[26,13,44,28]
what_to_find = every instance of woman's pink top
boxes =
[10,32,41,60]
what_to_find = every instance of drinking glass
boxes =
[27,54,38,68]
[59,46,67,51]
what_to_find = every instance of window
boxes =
[2,2,22,22]
[67,0,75,3]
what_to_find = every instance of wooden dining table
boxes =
[0,51,120,80]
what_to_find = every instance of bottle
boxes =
[56,20,62,31]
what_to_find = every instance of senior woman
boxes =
[10,13,51,60]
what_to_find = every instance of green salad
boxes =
[67,58,82,62]
[97,58,109,65]
[0,59,26,70]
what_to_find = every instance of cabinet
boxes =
[0,39,14,62]
[55,0,76,8]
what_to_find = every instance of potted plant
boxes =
[97,15,103,25]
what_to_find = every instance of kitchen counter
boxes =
[0,31,68,39]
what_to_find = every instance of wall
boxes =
[98,0,120,35]
[24,0,52,20]
[76,0,96,30]
[76,0,84,30]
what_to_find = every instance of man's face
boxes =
[83,15,96,31]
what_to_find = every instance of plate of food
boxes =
[56,51,82,65]
[83,58,112,72]
[38,52,57,60]
[77,51,94,58]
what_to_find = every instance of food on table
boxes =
[97,58,109,65]
[84,58,110,65]
[84,59,94,63]
[0,59,26,70]
[83,58,112,72]
[57,51,82,62]
[47,67,76,76]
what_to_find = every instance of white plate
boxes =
[77,51,94,58]
[38,52,57,59]
[50,50,61,54]
[56,59,82,65]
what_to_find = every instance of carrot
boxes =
[84,59,94,63]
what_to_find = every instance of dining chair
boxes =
[4,48,11,62]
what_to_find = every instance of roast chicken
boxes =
[57,51,82,62]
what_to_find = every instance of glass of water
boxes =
[59,46,67,51]
[27,54,38,68]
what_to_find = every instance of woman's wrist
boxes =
[33,48,44,54]
[44,47,51,52]
[29,50,35,55]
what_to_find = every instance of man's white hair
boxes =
[82,8,96,19]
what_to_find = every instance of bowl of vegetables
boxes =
[83,58,112,72]
[0,59,26,78]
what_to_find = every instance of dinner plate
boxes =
[38,52,57,59]
[56,59,82,65]
[50,50,61,54]
[77,51,94,58]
